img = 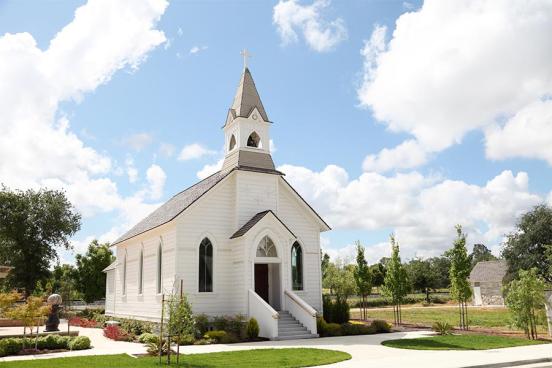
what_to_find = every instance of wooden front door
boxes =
[254,264,269,304]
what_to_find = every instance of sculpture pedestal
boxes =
[44,304,61,332]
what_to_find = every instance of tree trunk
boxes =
[425,288,430,304]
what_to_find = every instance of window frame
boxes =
[291,242,304,291]
[198,237,214,293]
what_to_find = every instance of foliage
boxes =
[322,294,350,324]
[369,262,386,288]
[75,240,114,303]
[194,313,209,336]
[103,325,132,341]
[427,256,451,289]
[324,259,356,299]
[432,321,453,335]
[448,225,472,330]
[117,317,153,336]
[246,318,259,339]
[321,252,330,280]
[317,317,390,337]
[381,334,548,351]
[505,268,546,339]
[76,308,105,319]
[166,294,195,340]
[68,336,91,350]
[138,333,158,344]
[204,330,230,343]
[349,293,450,308]
[0,291,21,317]
[6,296,50,332]
[69,317,98,328]
[0,186,81,294]
[353,241,372,320]
[146,338,171,356]
[502,204,552,282]
[370,319,392,333]
[469,244,496,269]
[49,264,80,304]
[36,335,70,350]
[381,235,409,325]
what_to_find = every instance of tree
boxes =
[369,262,386,290]
[50,263,80,307]
[469,244,496,269]
[505,268,545,339]
[0,291,20,317]
[75,240,114,303]
[428,256,451,289]
[354,241,372,320]
[502,204,552,282]
[0,186,81,294]
[449,225,472,330]
[406,258,435,303]
[381,235,409,325]
[321,252,330,281]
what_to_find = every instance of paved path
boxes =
[1,325,551,368]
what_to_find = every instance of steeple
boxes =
[221,65,278,174]
[225,67,269,126]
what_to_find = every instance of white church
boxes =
[104,64,330,340]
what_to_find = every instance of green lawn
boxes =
[382,334,548,350]
[0,349,351,368]
[355,306,547,331]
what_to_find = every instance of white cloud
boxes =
[122,132,153,151]
[159,142,176,157]
[281,163,541,260]
[273,0,347,52]
[178,143,216,161]
[189,45,208,54]
[269,139,277,153]
[0,0,168,241]
[197,158,223,180]
[358,1,552,161]
[363,139,429,173]
[125,157,138,183]
[146,164,166,200]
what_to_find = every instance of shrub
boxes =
[36,335,70,350]
[323,295,350,324]
[432,321,453,335]
[246,318,259,339]
[103,325,131,341]
[69,317,98,328]
[213,316,228,331]
[370,319,392,333]
[118,318,153,336]
[204,330,227,343]
[0,338,23,357]
[76,308,105,319]
[138,333,158,344]
[194,314,209,336]
[92,313,108,326]
[341,322,375,335]
[69,336,91,350]
[146,339,171,356]
[226,314,246,338]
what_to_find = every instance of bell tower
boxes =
[221,61,276,173]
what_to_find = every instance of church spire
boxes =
[226,67,269,125]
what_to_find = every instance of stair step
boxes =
[274,334,319,341]
[279,326,307,331]
[279,330,309,336]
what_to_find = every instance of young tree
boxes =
[449,225,472,330]
[354,241,372,320]
[321,252,330,281]
[0,186,81,295]
[0,291,20,317]
[382,235,409,325]
[502,204,552,282]
[505,268,545,339]
[469,244,497,269]
[75,240,114,303]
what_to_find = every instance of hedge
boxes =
[0,335,91,357]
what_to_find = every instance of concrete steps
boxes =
[275,311,318,341]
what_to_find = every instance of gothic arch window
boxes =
[138,246,144,294]
[229,134,236,151]
[156,242,163,294]
[122,250,127,296]
[199,238,213,292]
[256,236,277,257]
[247,131,261,148]
[291,242,303,290]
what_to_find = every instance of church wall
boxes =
[175,174,244,315]
[110,223,176,321]
[236,170,278,227]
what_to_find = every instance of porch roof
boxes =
[230,210,296,239]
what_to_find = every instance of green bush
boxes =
[226,314,246,338]
[118,318,153,335]
[138,333,158,344]
[432,321,453,335]
[246,318,259,339]
[323,295,350,324]
[341,323,375,335]
[76,308,105,319]
[350,294,451,308]
[0,338,23,357]
[370,319,392,333]
[204,330,227,342]
[194,314,209,336]
[36,335,70,350]
[92,313,108,326]
[69,336,91,350]
[213,316,228,331]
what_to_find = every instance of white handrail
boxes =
[284,290,317,335]
[248,289,279,339]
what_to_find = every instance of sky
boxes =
[1,0,552,265]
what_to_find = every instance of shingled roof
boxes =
[469,260,508,283]
[113,170,231,245]
[230,210,296,239]
[226,67,269,124]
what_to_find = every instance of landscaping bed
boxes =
[0,335,91,357]
[381,334,549,350]
[0,349,352,367]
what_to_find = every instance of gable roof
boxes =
[102,261,118,272]
[227,67,269,124]
[230,210,296,239]
[469,260,508,283]
[280,177,331,231]
[113,170,231,245]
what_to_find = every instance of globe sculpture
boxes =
[45,293,63,332]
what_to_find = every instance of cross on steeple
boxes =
[240,49,251,69]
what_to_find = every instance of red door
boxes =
[254,264,269,304]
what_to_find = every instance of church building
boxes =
[104,65,330,340]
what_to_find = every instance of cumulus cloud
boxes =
[197,158,223,180]
[146,164,166,200]
[358,0,552,163]
[158,142,176,158]
[281,164,541,261]
[0,0,168,245]
[273,0,347,52]
[189,45,208,54]
[363,139,429,173]
[178,143,216,161]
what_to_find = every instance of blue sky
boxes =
[1,0,551,264]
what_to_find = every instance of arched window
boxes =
[138,246,144,294]
[256,236,277,257]
[122,250,127,295]
[229,134,236,151]
[156,242,163,294]
[199,238,213,292]
[291,242,303,290]
[247,132,261,148]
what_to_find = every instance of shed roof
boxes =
[469,260,508,283]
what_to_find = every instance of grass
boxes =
[354,306,548,332]
[381,334,549,350]
[0,349,351,368]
